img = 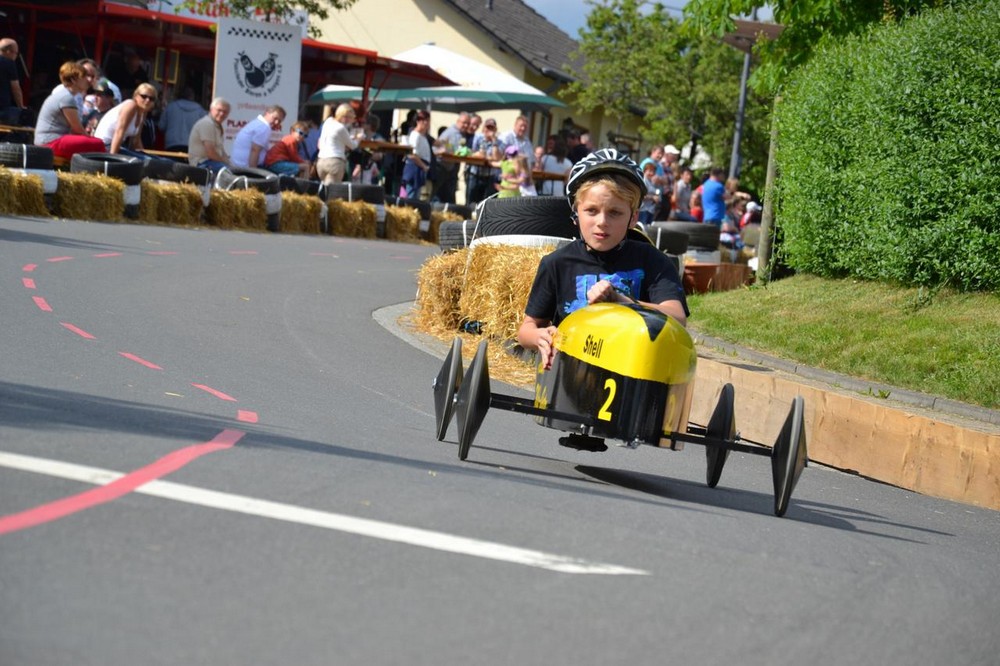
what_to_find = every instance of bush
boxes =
[775,0,1000,292]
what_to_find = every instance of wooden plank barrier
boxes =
[688,354,1000,511]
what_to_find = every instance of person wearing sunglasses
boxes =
[93,82,159,157]
[264,120,312,178]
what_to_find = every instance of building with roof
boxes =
[316,0,643,153]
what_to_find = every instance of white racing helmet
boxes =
[566,148,647,208]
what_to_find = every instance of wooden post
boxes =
[756,95,780,284]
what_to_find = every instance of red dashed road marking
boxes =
[93,252,123,258]
[32,296,52,312]
[237,410,259,423]
[47,256,73,263]
[22,278,36,289]
[146,251,178,256]
[192,384,237,402]
[61,322,96,339]
[22,263,37,272]
[119,352,163,370]
[0,429,245,536]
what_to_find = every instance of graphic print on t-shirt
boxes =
[564,268,645,316]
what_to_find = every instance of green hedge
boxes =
[775,0,1000,292]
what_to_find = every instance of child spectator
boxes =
[638,158,660,225]
[497,144,521,198]
[517,149,689,372]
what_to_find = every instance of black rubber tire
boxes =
[433,338,464,441]
[475,195,576,238]
[215,166,280,195]
[659,221,719,249]
[705,383,735,488]
[438,220,477,251]
[455,340,491,461]
[324,182,385,204]
[278,175,299,192]
[646,222,690,255]
[390,196,431,220]
[432,202,473,219]
[0,142,54,170]
[142,158,177,181]
[70,152,144,186]
[171,163,211,186]
[295,178,320,196]
[772,396,808,517]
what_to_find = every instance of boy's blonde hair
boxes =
[573,173,643,212]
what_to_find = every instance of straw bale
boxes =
[138,181,203,226]
[457,244,550,341]
[414,249,469,335]
[0,168,49,217]
[328,199,376,238]
[279,192,323,234]
[206,189,266,230]
[384,204,421,242]
[428,210,463,243]
[53,172,124,221]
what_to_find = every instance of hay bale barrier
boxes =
[384,204,421,242]
[428,210,463,243]
[0,169,49,217]
[279,191,323,234]
[328,199,376,238]
[414,249,469,336]
[206,189,266,230]
[457,244,550,341]
[138,181,204,226]
[54,172,124,221]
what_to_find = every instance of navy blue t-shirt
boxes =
[525,239,689,326]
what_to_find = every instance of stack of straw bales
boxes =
[279,191,324,234]
[427,210,463,243]
[415,243,553,342]
[54,173,123,221]
[327,199,376,238]
[0,168,49,217]
[138,181,204,226]
[206,189,266,230]
[384,204,421,242]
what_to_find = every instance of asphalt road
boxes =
[1,214,997,666]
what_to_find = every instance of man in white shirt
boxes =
[231,105,285,168]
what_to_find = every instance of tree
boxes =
[683,0,966,93]
[564,0,772,191]
[182,1,357,38]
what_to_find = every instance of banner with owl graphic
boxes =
[215,16,302,153]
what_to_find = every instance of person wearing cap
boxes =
[497,143,522,198]
[81,82,116,136]
[517,148,689,374]
[468,117,504,205]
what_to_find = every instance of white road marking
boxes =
[0,452,648,576]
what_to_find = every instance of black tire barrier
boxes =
[168,163,210,187]
[475,195,576,238]
[266,212,280,233]
[323,182,385,205]
[657,221,720,250]
[277,175,302,192]
[432,201,474,219]
[142,158,176,181]
[215,166,280,195]
[438,220,478,251]
[646,222,690,255]
[388,196,431,220]
[0,142,54,170]
[295,177,320,196]
[70,152,144,186]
